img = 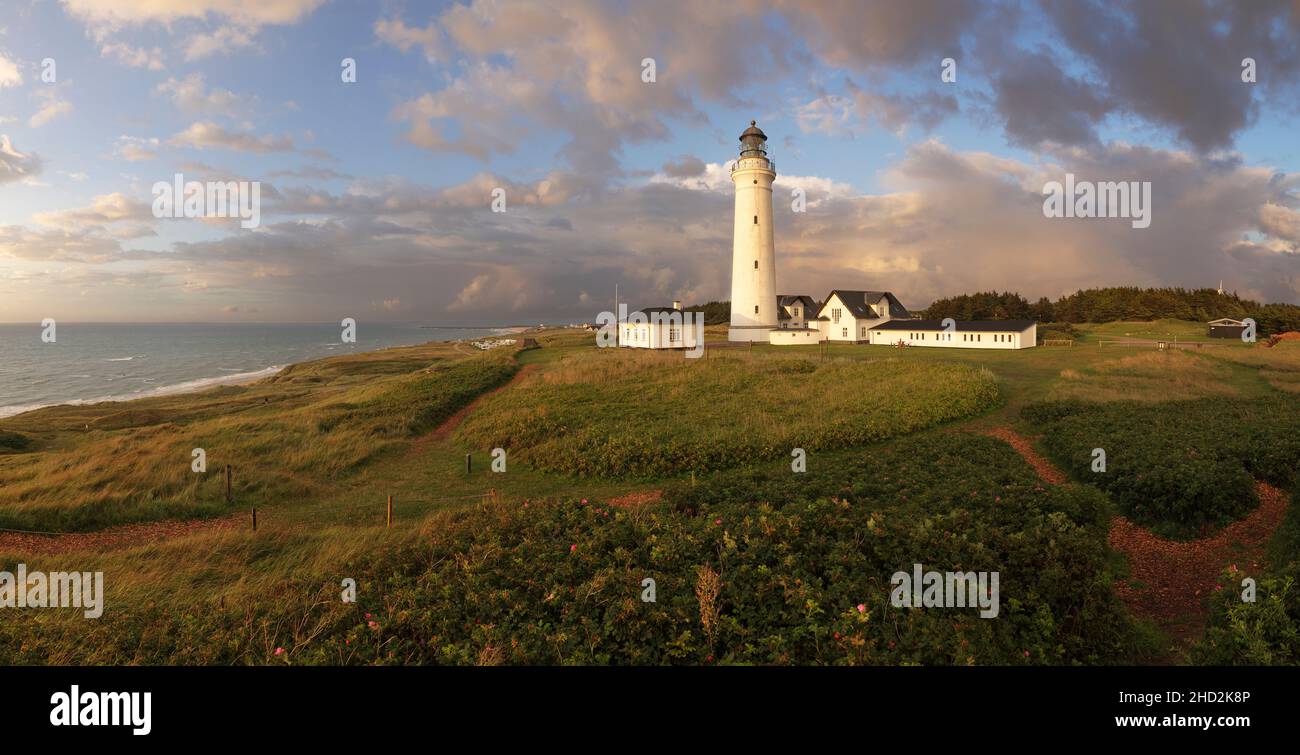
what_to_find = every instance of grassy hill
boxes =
[2,321,1299,665]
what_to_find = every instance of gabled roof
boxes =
[818,290,911,320]
[871,319,1037,333]
[1207,318,1245,326]
[778,294,817,309]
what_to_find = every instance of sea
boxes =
[0,322,522,419]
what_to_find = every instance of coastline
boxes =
[1,330,533,421]
[0,364,288,420]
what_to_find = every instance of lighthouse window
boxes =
[754,305,759,314]
[753,215,758,224]
[754,260,758,269]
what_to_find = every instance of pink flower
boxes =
[570,544,577,552]
[274,647,285,656]
[581,499,588,504]
[714,518,722,525]
[365,613,372,619]
[856,604,866,613]
[368,620,378,629]
[1023,650,1030,657]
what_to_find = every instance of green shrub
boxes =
[0,430,32,453]
[1022,397,1300,537]
[1194,482,1300,664]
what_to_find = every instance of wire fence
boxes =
[0,489,503,539]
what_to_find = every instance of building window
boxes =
[842,328,848,338]
[753,215,758,224]
[832,308,841,323]
[794,308,800,317]
[669,327,680,342]
[754,305,759,314]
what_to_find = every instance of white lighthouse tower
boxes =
[728,121,778,342]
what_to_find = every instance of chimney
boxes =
[672,300,681,311]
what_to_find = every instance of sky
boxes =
[0,0,1298,324]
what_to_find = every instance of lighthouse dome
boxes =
[739,120,767,142]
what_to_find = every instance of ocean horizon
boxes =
[0,322,529,419]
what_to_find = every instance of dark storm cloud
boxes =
[1038,0,1300,151]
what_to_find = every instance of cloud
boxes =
[374,16,443,61]
[61,0,326,32]
[100,41,165,69]
[0,135,41,183]
[661,156,706,178]
[30,88,74,127]
[156,74,254,116]
[33,192,154,230]
[113,135,160,161]
[1032,0,1300,152]
[184,25,256,61]
[0,53,21,87]
[268,165,353,181]
[170,122,294,153]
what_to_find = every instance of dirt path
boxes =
[985,426,1288,651]
[0,514,244,556]
[403,363,539,458]
[1109,481,1287,643]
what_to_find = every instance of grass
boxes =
[0,342,518,532]
[1045,350,1241,402]
[3,318,1299,665]
[1073,319,1244,344]
[456,348,1000,478]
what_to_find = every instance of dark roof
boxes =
[818,290,911,320]
[778,294,817,309]
[740,120,767,142]
[871,319,1037,332]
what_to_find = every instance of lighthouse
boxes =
[728,121,778,342]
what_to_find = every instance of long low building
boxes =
[868,319,1037,349]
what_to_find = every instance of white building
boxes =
[816,290,911,343]
[868,319,1037,349]
[728,121,779,342]
[618,301,704,350]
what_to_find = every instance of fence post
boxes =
[225,464,233,502]
[387,495,393,528]
[250,507,257,531]
[465,453,472,475]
